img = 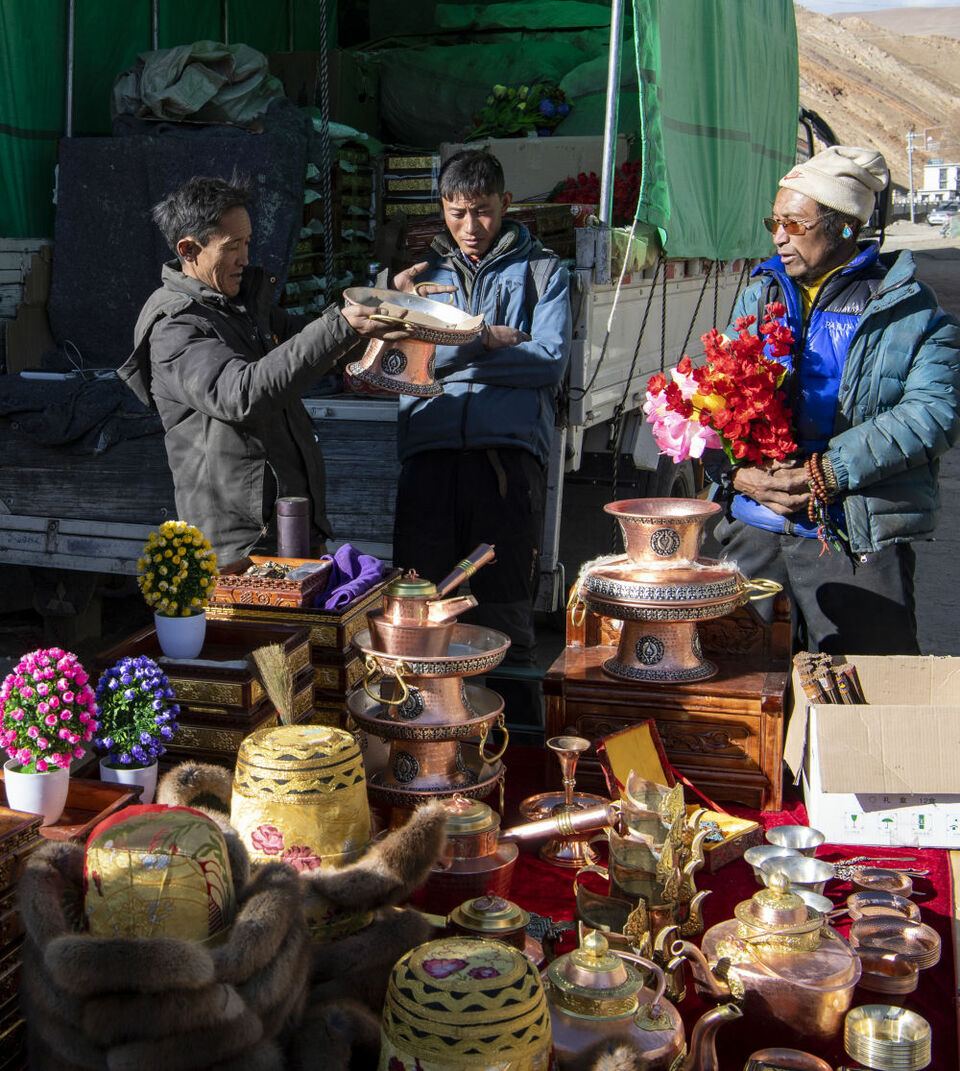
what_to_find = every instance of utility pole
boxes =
[907,129,916,223]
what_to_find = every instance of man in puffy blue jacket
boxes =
[713,146,960,654]
[392,150,572,677]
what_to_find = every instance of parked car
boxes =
[927,203,959,225]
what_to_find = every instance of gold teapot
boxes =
[545,929,741,1071]
[674,874,861,1046]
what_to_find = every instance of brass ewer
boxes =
[574,771,710,1000]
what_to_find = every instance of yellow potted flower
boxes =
[136,521,218,659]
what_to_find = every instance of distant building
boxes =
[920,160,960,203]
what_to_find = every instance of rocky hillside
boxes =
[796,5,960,190]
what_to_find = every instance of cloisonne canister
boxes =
[84,804,237,943]
[230,724,372,940]
[378,936,554,1071]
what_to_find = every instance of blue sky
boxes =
[799,0,957,12]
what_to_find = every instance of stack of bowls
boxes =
[856,950,920,996]
[844,1005,931,1070]
[848,917,942,971]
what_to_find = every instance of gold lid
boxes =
[546,930,641,998]
[386,572,437,598]
[733,873,823,951]
[450,895,529,933]
[442,796,500,836]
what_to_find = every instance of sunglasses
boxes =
[762,215,823,236]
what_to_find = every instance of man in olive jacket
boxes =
[119,175,403,564]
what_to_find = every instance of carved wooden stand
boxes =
[544,595,791,811]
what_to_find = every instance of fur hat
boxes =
[779,146,889,222]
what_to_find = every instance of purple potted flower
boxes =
[94,655,179,804]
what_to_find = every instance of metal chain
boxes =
[678,259,714,356]
[713,260,720,326]
[316,0,334,304]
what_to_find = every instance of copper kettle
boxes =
[674,874,861,1046]
[545,929,741,1071]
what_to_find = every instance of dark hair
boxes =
[152,175,253,256]
[818,207,861,251]
[438,151,505,201]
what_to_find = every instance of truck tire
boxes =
[631,455,697,499]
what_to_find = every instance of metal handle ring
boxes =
[413,281,454,303]
[744,577,783,602]
[478,714,509,764]
[368,313,413,329]
[362,654,410,707]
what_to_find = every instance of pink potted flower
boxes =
[0,648,98,824]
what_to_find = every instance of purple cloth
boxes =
[316,543,389,610]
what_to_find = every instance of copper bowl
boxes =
[367,611,454,657]
[744,1049,833,1071]
[603,498,720,564]
[856,949,920,995]
[850,867,914,898]
[848,916,941,971]
[846,890,921,923]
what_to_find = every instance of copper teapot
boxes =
[367,544,495,656]
[674,874,861,1046]
[545,929,740,1071]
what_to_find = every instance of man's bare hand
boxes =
[732,459,810,516]
[340,303,414,341]
[393,261,457,298]
[481,324,531,349]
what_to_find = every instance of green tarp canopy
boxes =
[1,0,797,260]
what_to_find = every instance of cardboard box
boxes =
[784,655,960,848]
[440,135,630,202]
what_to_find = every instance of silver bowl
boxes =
[766,824,825,857]
[744,844,802,885]
[760,854,835,896]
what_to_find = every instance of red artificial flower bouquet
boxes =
[643,302,798,465]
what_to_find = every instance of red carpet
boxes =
[503,746,956,1070]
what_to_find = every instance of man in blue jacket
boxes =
[393,150,572,680]
[714,146,960,654]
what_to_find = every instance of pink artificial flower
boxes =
[37,702,49,715]
[20,687,33,699]
[35,759,47,772]
[62,692,74,704]
[44,715,57,728]
[58,728,70,740]
[60,711,71,721]
[5,748,16,760]
[17,749,32,765]
[48,696,59,709]
[9,709,24,721]
[73,746,84,760]
[55,678,68,691]
[26,726,39,739]
[36,737,48,750]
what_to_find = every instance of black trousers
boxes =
[393,449,547,666]
[715,516,920,655]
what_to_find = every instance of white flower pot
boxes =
[3,759,70,826]
[154,610,206,659]
[99,758,159,805]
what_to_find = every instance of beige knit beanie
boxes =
[779,146,889,223]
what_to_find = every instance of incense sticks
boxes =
[793,653,866,704]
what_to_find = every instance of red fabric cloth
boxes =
[503,746,957,1070]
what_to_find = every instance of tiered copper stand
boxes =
[576,498,771,684]
[348,624,510,809]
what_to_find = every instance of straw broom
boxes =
[248,644,296,725]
